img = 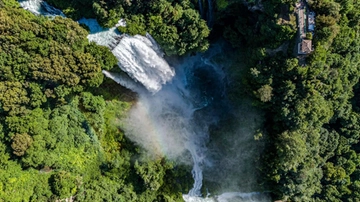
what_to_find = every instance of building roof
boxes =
[298,8,306,38]
[301,39,312,54]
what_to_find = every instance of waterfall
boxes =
[74,19,210,196]
[18,1,271,201]
[101,70,146,94]
[18,0,65,17]
[197,0,213,27]
[122,51,225,197]
[198,0,204,18]
[110,35,174,93]
[78,19,174,94]
[206,0,213,27]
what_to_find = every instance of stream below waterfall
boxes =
[18,1,271,201]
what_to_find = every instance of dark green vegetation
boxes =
[0,1,192,201]
[214,0,360,201]
[45,0,210,56]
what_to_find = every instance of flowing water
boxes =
[18,0,65,17]
[18,1,270,201]
[77,18,174,93]
[197,0,213,27]
[198,0,204,19]
[207,0,213,27]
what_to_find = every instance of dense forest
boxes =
[2,0,360,201]
[221,0,360,201]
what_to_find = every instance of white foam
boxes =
[111,36,174,93]
[183,192,271,202]
[18,0,65,17]
[78,18,174,93]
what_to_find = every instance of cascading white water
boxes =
[111,35,174,93]
[101,70,146,94]
[78,19,174,93]
[18,1,271,201]
[77,18,120,47]
[18,0,65,17]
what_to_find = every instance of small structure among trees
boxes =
[298,39,313,54]
[297,0,315,55]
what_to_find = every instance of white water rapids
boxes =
[18,0,65,17]
[78,18,174,93]
[18,1,271,201]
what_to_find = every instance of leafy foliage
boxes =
[47,0,210,55]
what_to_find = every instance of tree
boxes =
[275,130,307,172]
[11,133,33,156]
[256,84,273,102]
[0,81,29,115]
[118,14,147,36]
[51,171,78,199]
